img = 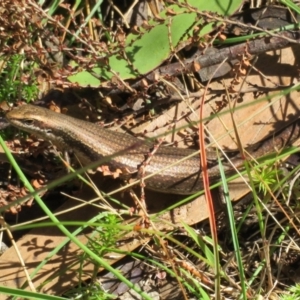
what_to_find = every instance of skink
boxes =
[5,104,300,194]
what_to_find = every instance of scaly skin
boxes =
[5,104,300,194]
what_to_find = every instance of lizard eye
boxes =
[23,119,34,126]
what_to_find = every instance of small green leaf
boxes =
[68,0,243,87]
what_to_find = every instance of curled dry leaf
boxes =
[31,178,43,189]
[97,165,123,178]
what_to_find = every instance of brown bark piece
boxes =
[132,47,300,150]
[0,177,248,297]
